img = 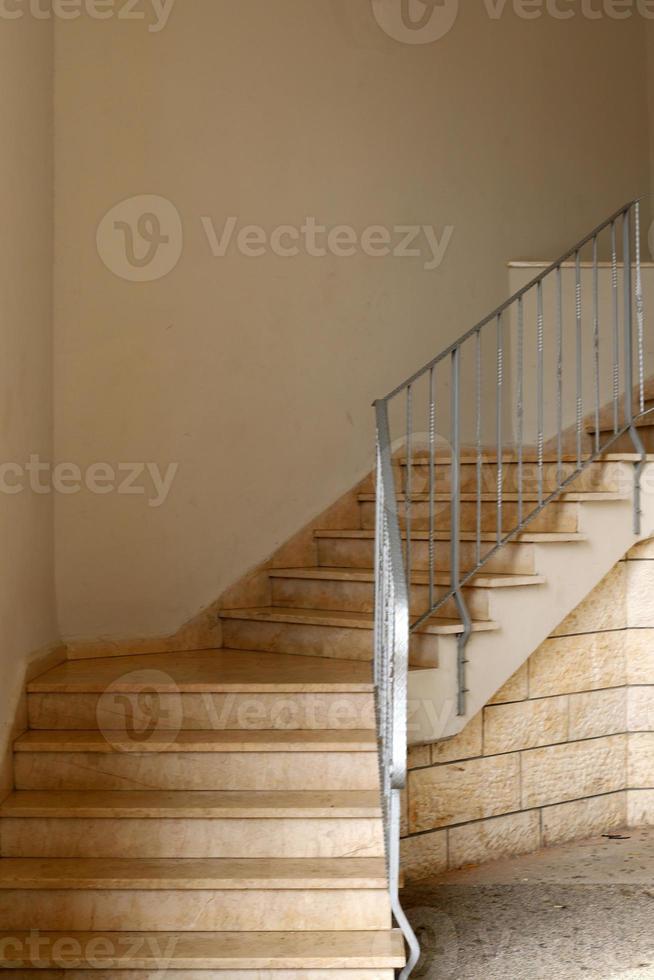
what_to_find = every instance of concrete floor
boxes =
[402,828,654,980]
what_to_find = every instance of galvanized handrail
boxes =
[373,200,647,977]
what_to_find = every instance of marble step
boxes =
[395,458,627,494]
[27,649,376,732]
[0,972,396,979]
[0,858,391,932]
[357,491,626,532]
[13,731,379,792]
[269,566,544,619]
[0,856,388,890]
[0,930,406,971]
[315,528,585,573]
[0,790,384,858]
[359,457,628,495]
[220,606,497,667]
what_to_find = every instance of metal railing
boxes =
[373,200,647,977]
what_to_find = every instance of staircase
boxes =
[0,650,404,975]
[0,201,651,978]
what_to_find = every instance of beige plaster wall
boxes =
[53,2,651,641]
[401,545,654,881]
[0,14,59,795]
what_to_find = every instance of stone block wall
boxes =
[401,543,654,880]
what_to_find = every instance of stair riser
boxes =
[271,577,491,620]
[14,753,378,792]
[222,619,439,668]
[0,889,391,932]
[0,818,384,859]
[317,536,535,574]
[28,692,376,732]
[0,972,395,979]
[359,500,579,532]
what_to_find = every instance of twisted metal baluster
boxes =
[575,250,583,468]
[428,367,435,611]
[517,297,524,525]
[476,329,482,565]
[635,201,645,414]
[537,282,544,505]
[496,313,503,544]
[556,266,563,486]
[612,221,620,433]
[593,235,600,455]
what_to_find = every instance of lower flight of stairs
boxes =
[0,650,404,976]
[3,432,653,975]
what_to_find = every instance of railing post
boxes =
[451,347,472,717]
[373,399,419,979]
[624,205,646,534]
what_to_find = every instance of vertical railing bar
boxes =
[451,348,461,593]
[517,297,524,525]
[556,266,563,486]
[450,345,471,718]
[575,249,583,469]
[593,235,600,455]
[624,210,633,428]
[475,329,482,566]
[405,385,413,606]
[496,313,503,545]
[635,200,645,415]
[428,367,435,611]
[537,282,544,505]
[612,221,620,433]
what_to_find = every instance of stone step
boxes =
[0,972,395,979]
[314,528,585,573]
[220,607,497,667]
[0,790,384,859]
[27,649,377,732]
[0,858,391,932]
[13,730,379,793]
[2,968,396,980]
[0,930,406,971]
[269,566,544,619]
[357,491,625,533]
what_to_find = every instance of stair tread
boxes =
[358,491,628,502]
[0,930,406,969]
[0,789,382,818]
[14,730,377,753]
[270,567,545,588]
[28,648,374,694]
[219,606,499,634]
[0,856,388,889]
[315,528,587,543]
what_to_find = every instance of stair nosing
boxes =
[0,856,389,890]
[0,789,383,819]
[0,929,406,969]
[13,730,378,754]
